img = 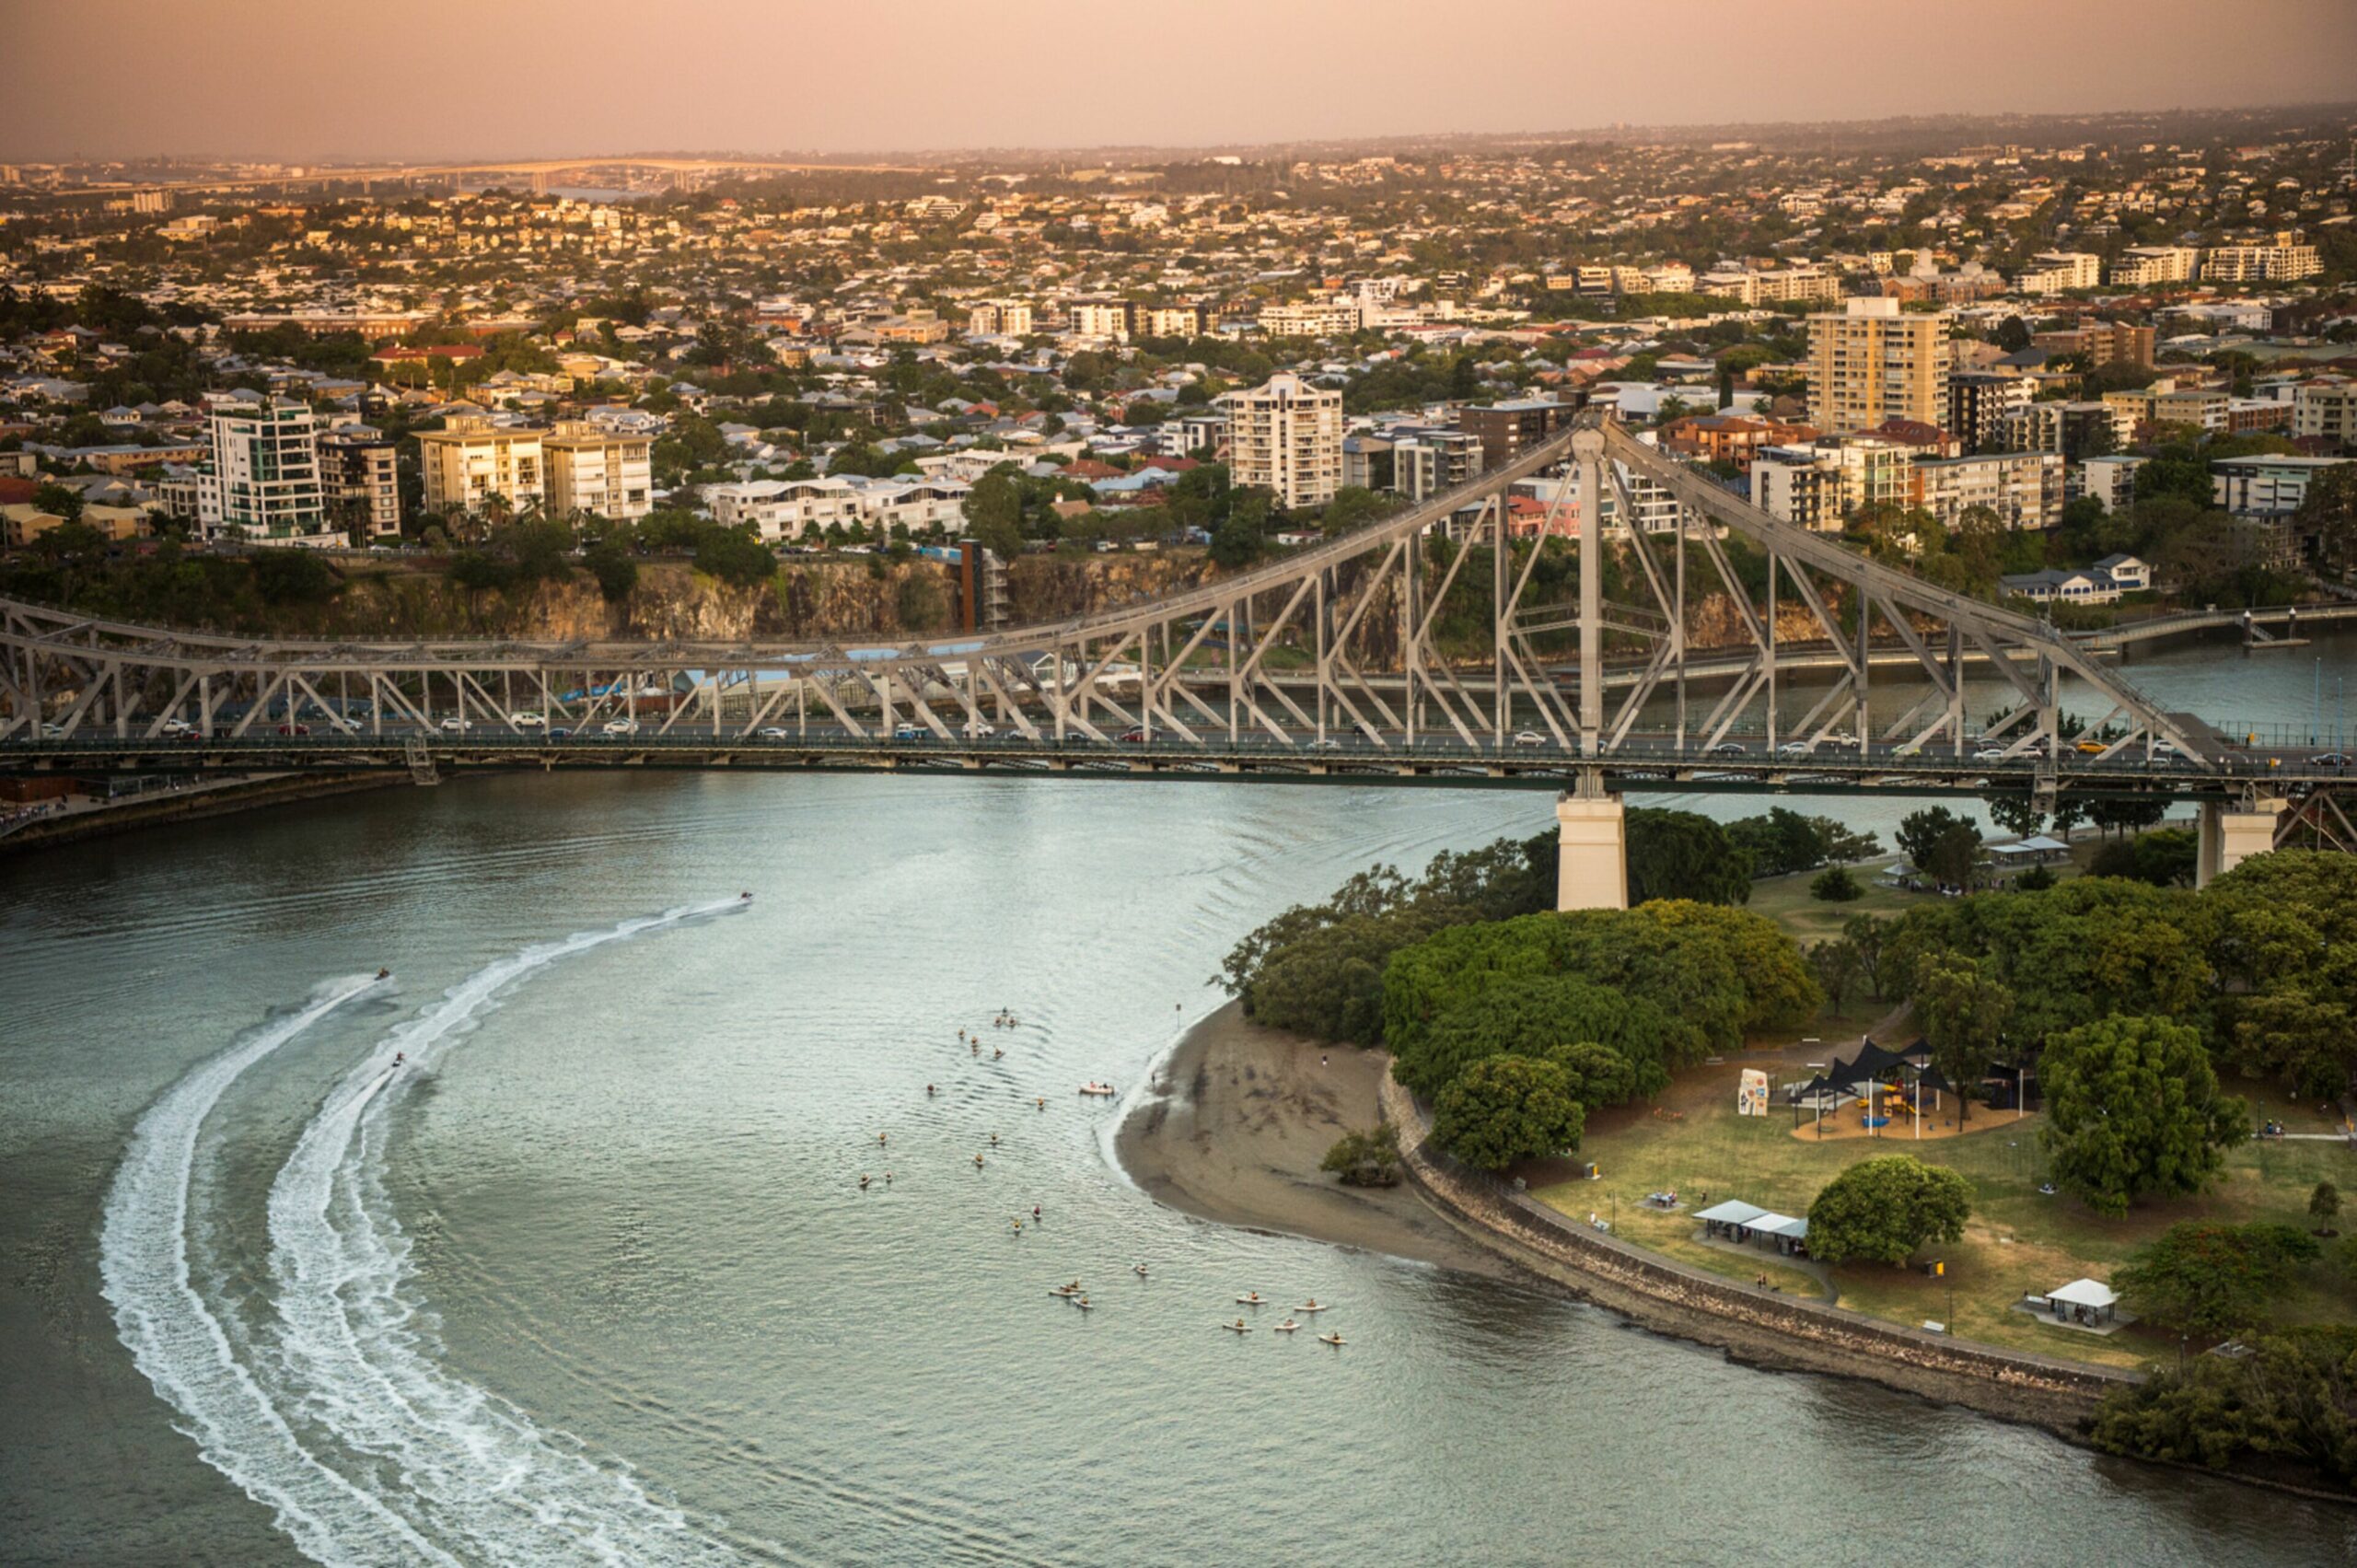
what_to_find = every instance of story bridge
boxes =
[5,415,2348,901]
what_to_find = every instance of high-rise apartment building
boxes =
[2014,251,2103,295]
[1221,372,1343,510]
[1946,371,2032,456]
[543,421,655,522]
[319,425,401,540]
[203,394,329,544]
[2201,237,2322,284]
[1457,397,1578,471]
[2108,247,2200,287]
[1807,297,1948,435]
[965,300,1034,337]
[416,416,545,517]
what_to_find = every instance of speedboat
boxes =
[1078,1082,1117,1097]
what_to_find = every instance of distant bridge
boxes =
[4,414,2347,895]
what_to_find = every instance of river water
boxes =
[3,631,2352,1566]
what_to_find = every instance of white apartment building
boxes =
[2080,454,2149,513]
[2014,251,2103,295]
[705,476,971,542]
[543,421,654,522]
[1221,372,1343,510]
[2293,380,2357,447]
[2201,238,2322,284]
[416,416,545,517]
[203,394,331,545]
[966,300,1034,337]
[1749,437,1912,530]
[1905,451,2066,531]
[2213,455,2351,517]
[1259,300,1363,338]
[1699,265,1842,307]
[1067,300,1133,340]
[2107,246,2200,287]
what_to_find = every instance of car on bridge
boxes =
[1706,740,1746,756]
[439,717,471,733]
[276,723,310,737]
[892,724,928,741]
[601,719,640,736]
[1118,727,1147,743]
[509,711,546,728]
[962,719,996,738]
[1512,730,1546,747]
[160,719,197,738]
[758,726,789,739]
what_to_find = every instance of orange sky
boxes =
[6,0,2353,162]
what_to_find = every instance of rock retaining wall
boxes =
[1378,1073,2138,1434]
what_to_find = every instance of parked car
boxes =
[601,718,640,736]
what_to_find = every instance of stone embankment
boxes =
[0,772,410,855]
[1377,1074,2137,1435]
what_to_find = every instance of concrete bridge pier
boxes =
[2196,795,2285,888]
[1555,773,1628,912]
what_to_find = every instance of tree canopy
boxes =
[1430,1054,1586,1172]
[2114,1221,2321,1335]
[1805,1154,1973,1266]
[2040,1015,2246,1217]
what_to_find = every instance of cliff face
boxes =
[87,545,1844,657]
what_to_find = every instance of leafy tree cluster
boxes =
[2039,1015,2247,1216]
[1874,853,2357,1100]
[1727,807,1882,879]
[1383,900,1821,1089]
[2114,1220,2322,1335]
[1805,1154,1973,1266]
[1431,1054,1587,1172]
[1319,1123,1403,1187]
[1214,832,1557,1046]
[2090,1326,2357,1491]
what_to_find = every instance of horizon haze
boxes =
[6,0,2357,163]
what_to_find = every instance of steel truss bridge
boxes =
[2,414,2350,858]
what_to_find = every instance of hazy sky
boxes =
[6,0,2354,163]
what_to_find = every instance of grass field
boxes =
[1533,1053,2348,1367]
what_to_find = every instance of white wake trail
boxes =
[98,975,463,1568]
[267,900,753,1566]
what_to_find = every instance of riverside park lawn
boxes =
[1529,837,2348,1368]
[1531,1059,2349,1367]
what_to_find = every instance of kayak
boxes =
[1221,1322,1250,1333]
[1273,1321,1300,1333]
[1295,1303,1329,1312]
[1318,1334,1345,1346]
[1235,1295,1266,1305]
[1078,1083,1116,1097]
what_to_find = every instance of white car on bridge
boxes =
[509,711,545,728]
[602,718,640,736]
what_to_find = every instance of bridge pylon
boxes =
[1555,769,1627,912]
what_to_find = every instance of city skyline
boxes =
[6,0,2357,163]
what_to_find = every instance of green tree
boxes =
[695,528,777,588]
[1805,1154,1973,1266]
[962,467,1026,560]
[1914,953,2012,1121]
[1399,972,1677,1102]
[1319,1123,1402,1187]
[1810,865,1864,902]
[1896,807,1978,884]
[1430,1054,1586,1171]
[2312,1181,2342,1230]
[1843,913,1898,1000]
[2040,1016,2247,1217]
[2115,1221,2320,1335]
[1807,937,1864,1015]
[1985,795,2045,841]
[1626,807,1753,904]
[584,540,638,602]
[31,482,84,523]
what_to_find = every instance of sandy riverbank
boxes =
[1117,1001,1504,1276]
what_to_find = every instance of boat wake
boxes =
[101,900,761,1567]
